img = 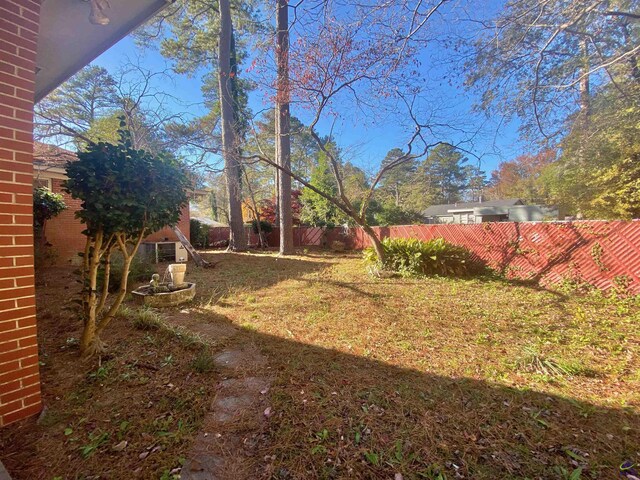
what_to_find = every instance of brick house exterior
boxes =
[34,143,191,265]
[1,0,174,427]
[0,0,42,427]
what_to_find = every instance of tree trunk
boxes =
[242,167,268,248]
[362,224,385,264]
[96,232,145,339]
[80,231,103,355]
[579,38,590,121]
[96,246,112,314]
[210,192,218,222]
[80,319,96,355]
[274,105,280,226]
[219,0,246,251]
[276,0,294,255]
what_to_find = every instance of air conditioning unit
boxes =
[139,242,187,263]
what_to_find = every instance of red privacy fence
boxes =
[208,221,640,293]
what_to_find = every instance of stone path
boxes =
[165,311,271,480]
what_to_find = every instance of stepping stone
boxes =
[212,377,271,423]
[212,394,256,423]
[181,375,271,478]
[0,461,11,480]
[181,454,225,480]
[213,346,266,371]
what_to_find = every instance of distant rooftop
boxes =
[423,199,524,217]
[33,142,77,169]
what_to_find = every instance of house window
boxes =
[34,177,52,190]
[459,213,476,224]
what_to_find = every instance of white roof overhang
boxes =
[35,0,173,102]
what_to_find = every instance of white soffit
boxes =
[35,0,172,102]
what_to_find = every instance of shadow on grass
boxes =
[20,255,640,479]
[185,311,640,479]
[148,252,634,478]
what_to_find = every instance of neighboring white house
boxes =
[422,199,558,224]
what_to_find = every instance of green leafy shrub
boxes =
[64,124,190,355]
[33,187,66,229]
[33,187,66,268]
[190,219,211,249]
[371,203,422,227]
[363,237,486,277]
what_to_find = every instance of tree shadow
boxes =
[120,251,640,477]
[19,255,640,479]
[194,313,640,479]
[487,221,629,288]
[150,246,640,478]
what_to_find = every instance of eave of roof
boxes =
[423,199,523,216]
[35,0,174,103]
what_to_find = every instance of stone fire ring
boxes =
[132,283,196,307]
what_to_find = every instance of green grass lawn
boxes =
[185,250,640,479]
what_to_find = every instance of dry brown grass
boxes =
[0,267,216,480]
[185,250,640,479]
[2,250,639,479]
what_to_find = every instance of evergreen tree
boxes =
[140,0,261,250]
[36,66,118,142]
[418,144,469,205]
[379,148,419,208]
[300,153,343,227]
[464,164,487,202]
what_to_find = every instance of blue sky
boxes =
[90,1,525,177]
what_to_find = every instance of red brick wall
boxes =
[0,0,42,427]
[143,204,190,244]
[44,178,85,263]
